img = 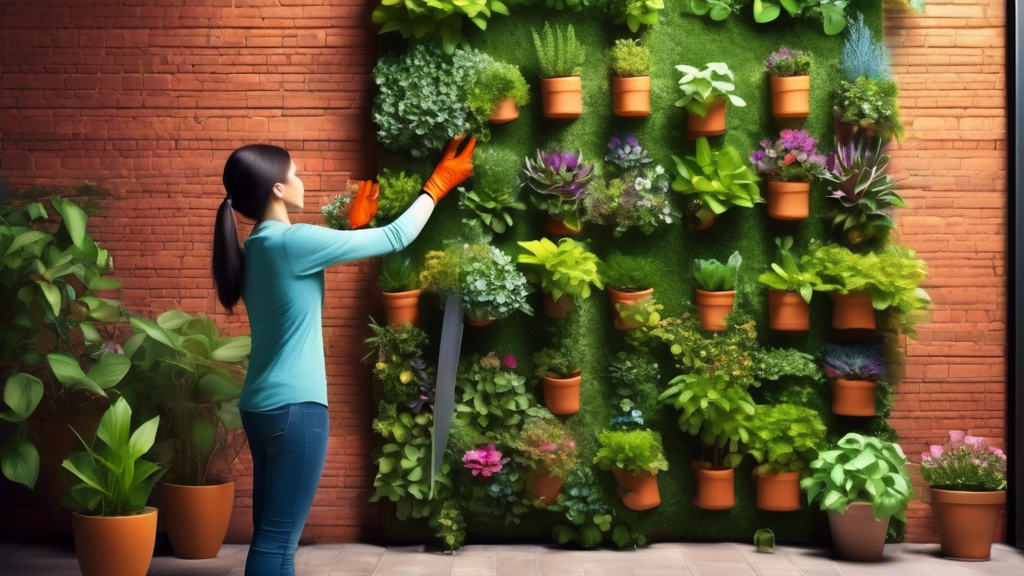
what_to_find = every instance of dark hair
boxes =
[213,144,291,313]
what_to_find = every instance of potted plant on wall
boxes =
[834,15,904,144]
[61,397,166,576]
[670,138,761,230]
[469,56,531,124]
[523,149,595,235]
[515,414,578,506]
[608,39,651,117]
[750,129,829,221]
[593,428,668,511]
[532,22,585,119]
[599,252,658,331]
[584,133,677,236]
[766,46,812,119]
[378,253,421,327]
[757,237,824,332]
[820,135,904,247]
[747,404,826,512]
[920,431,1007,561]
[802,433,914,561]
[823,343,887,417]
[459,147,528,235]
[533,342,583,416]
[693,251,741,332]
[517,237,604,319]
[674,62,746,137]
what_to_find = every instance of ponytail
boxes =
[212,196,244,313]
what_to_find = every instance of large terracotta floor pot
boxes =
[768,289,810,332]
[695,289,735,332]
[611,76,651,117]
[831,291,876,330]
[540,76,582,119]
[72,506,158,576]
[607,287,654,330]
[542,370,581,416]
[928,489,1006,561]
[530,468,564,506]
[686,99,726,138]
[382,289,421,327]
[770,75,810,118]
[832,379,877,417]
[827,502,889,561]
[766,181,810,221]
[489,96,519,124]
[755,470,802,512]
[611,466,661,511]
[692,462,734,510]
[542,292,575,319]
[158,481,235,559]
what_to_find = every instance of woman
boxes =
[211,135,475,576]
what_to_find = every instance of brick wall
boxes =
[0,0,1008,545]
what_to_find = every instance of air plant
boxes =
[462,443,510,478]
[822,344,886,381]
[821,135,905,245]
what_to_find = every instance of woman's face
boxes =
[275,160,305,213]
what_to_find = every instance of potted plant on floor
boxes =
[750,129,829,221]
[517,237,604,319]
[593,428,668,511]
[378,253,421,327]
[533,342,583,416]
[584,133,677,236]
[61,397,166,576]
[693,251,741,332]
[822,343,887,417]
[608,39,651,117]
[820,134,905,247]
[920,431,1007,561]
[674,62,746,137]
[802,433,914,561]
[834,15,903,144]
[523,148,595,235]
[766,46,812,119]
[670,138,761,230]
[532,22,585,119]
[515,414,578,506]
[599,252,658,331]
[757,237,825,332]
[469,55,531,124]
[747,404,826,512]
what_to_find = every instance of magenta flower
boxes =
[503,354,517,369]
[462,444,510,477]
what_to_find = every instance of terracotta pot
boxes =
[541,370,581,416]
[545,216,582,236]
[692,462,734,510]
[686,99,726,138]
[381,289,421,327]
[542,292,575,319]
[540,76,582,119]
[465,316,495,327]
[768,290,810,332]
[157,482,235,559]
[754,469,801,512]
[611,76,651,117]
[530,468,564,506]
[692,214,718,231]
[827,502,889,561]
[770,75,810,119]
[928,489,1006,561]
[695,289,735,332]
[72,506,157,576]
[488,96,519,124]
[611,466,661,511]
[831,291,876,330]
[832,379,877,417]
[607,287,654,330]
[766,181,810,221]
[834,107,884,146]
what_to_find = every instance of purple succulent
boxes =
[406,358,435,414]
[462,443,510,477]
[522,148,595,201]
[822,344,886,381]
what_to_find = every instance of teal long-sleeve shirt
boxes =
[237,194,435,413]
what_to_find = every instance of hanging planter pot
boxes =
[381,289,421,327]
[926,488,1006,561]
[607,287,654,330]
[770,75,810,119]
[827,502,889,561]
[541,369,581,416]
[831,379,877,417]
[545,216,582,236]
[831,291,876,330]
[692,462,734,510]
[695,289,735,332]
[766,181,810,221]
[540,76,582,119]
[768,290,810,332]
[530,467,564,506]
[686,99,726,138]
[157,482,235,559]
[488,97,519,124]
[465,316,496,327]
[542,292,575,319]
[611,76,651,117]
[754,470,801,512]
[73,507,158,576]
[611,466,661,511]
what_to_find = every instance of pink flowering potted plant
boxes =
[750,129,828,221]
[514,415,578,506]
[921,431,1007,561]
[462,443,511,484]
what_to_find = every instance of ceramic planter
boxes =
[834,107,885,146]
[607,287,654,330]
[72,506,158,576]
[465,316,496,327]
[611,76,651,117]
[381,289,421,327]
[542,292,575,319]
[768,290,810,332]
[157,482,235,559]
[926,488,1006,560]
[827,502,889,561]
[611,466,661,511]
[488,96,519,124]
[530,468,564,506]
[542,369,581,415]
[545,216,582,236]
[832,379,877,417]
[686,99,726,138]
[540,76,582,119]
[766,181,810,221]
[692,462,734,510]
[754,470,801,512]
[695,289,735,332]
[770,75,810,119]
[831,291,876,330]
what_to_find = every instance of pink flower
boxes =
[503,354,517,370]
[783,153,796,165]
[538,442,557,453]
[948,430,966,444]
[965,435,986,448]
[462,444,510,477]
[928,445,944,460]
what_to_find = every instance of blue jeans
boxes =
[240,401,329,576]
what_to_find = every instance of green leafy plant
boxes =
[371,0,511,55]
[658,372,753,468]
[548,465,646,548]
[364,318,431,409]
[369,410,447,519]
[429,500,466,553]
[754,528,775,553]
[801,433,914,521]
[459,148,527,235]
[670,138,762,229]
[598,252,657,291]
[747,404,826,474]
[608,349,661,427]
[821,135,905,246]
[607,0,665,33]
[420,242,533,323]
[640,312,761,388]
[375,169,423,226]
[532,343,581,380]
[592,428,669,475]
[673,62,746,117]
[468,56,531,120]
[693,251,741,292]
[377,253,419,293]
[585,134,677,236]
[323,181,358,231]
[614,297,664,331]
[835,77,904,143]
[60,397,167,516]
[757,237,822,303]
[517,238,604,305]
[692,0,850,36]
[608,38,651,77]
[455,352,543,434]
[690,0,743,21]
[532,22,585,78]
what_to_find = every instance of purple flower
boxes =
[523,148,595,201]
[542,150,579,172]
[462,444,510,477]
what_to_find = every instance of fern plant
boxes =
[532,22,585,78]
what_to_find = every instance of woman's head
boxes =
[212,144,304,313]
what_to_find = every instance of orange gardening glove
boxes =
[423,135,477,204]
[347,180,379,229]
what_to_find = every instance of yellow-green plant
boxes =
[517,238,604,305]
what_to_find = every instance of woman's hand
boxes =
[347,180,379,229]
[423,135,477,204]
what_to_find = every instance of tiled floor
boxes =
[2,541,1024,575]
